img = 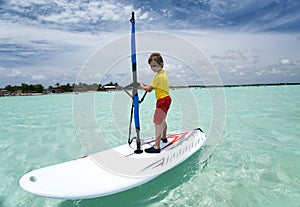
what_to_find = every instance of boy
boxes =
[140,53,172,153]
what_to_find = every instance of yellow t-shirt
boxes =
[150,70,169,100]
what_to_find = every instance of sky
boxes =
[0,0,300,87]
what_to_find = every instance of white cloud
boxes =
[2,0,152,33]
[99,2,125,21]
[1,21,300,87]
[0,22,125,86]
[186,30,299,83]
[226,50,247,61]
[8,0,48,7]
[139,11,150,20]
[8,69,28,77]
[280,58,291,65]
[32,74,47,81]
[2,0,300,34]
[255,70,264,76]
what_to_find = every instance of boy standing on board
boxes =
[140,53,172,153]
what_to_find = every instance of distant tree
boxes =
[5,85,12,91]
[60,83,73,92]
[32,84,44,93]
[97,84,103,91]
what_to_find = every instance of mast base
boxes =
[134,149,143,154]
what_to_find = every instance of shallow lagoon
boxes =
[0,85,299,207]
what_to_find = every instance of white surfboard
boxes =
[19,128,206,199]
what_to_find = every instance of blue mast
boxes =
[130,11,143,154]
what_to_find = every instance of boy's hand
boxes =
[140,83,153,92]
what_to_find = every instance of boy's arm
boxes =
[140,82,154,92]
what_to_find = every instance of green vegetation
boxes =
[0,82,120,95]
[3,83,45,93]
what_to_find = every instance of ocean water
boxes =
[0,85,299,207]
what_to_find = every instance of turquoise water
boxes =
[0,85,299,207]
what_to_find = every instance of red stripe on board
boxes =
[161,131,189,150]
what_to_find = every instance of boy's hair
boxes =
[148,53,164,67]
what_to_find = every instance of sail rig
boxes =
[126,11,144,154]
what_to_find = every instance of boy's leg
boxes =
[145,124,162,153]
[162,120,167,139]
[154,120,167,149]
[154,123,162,149]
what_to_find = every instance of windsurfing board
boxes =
[19,128,206,199]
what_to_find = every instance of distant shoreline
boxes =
[1,82,299,97]
[181,82,300,88]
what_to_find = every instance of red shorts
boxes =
[154,96,171,124]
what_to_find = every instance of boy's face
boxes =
[149,60,162,73]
